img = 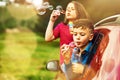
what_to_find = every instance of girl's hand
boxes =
[50,10,61,22]
[72,63,85,74]
[61,44,71,64]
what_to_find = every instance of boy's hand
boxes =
[72,63,85,74]
[61,44,71,64]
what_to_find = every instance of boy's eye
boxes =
[73,33,77,36]
[80,33,86,36]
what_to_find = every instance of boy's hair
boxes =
[73,19,94,33]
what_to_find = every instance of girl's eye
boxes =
[66,7,75,11]
[71,8,75,10]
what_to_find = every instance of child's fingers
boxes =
[72,63,84,74]
[61,44,69,56]
[50,10,59,21]
[52,10,60,17]
[61,48,68,56]
[61,44,66,49]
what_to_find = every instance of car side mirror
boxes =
[46,60,60,71]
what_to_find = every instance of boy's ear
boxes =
[89,34,94,41]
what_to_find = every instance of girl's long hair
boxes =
[64,1,90,24]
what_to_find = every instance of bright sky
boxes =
[0,1,6,6]
[26,0,43,9]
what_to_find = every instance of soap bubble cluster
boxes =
[36,2,64,15]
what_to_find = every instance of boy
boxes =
[61,19,94,80]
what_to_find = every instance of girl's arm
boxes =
[45,10,60,41]
[45,20,55,41]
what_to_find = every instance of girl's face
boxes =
[73,27,93,49]
[65,3,77,21]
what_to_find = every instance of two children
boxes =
[61,19,95,80]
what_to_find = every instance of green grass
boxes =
[0,30,60,80]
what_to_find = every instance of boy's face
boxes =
[73,27,93,48]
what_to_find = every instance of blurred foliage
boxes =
[0,7,17,33]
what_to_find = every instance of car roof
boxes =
[94,14,120,27]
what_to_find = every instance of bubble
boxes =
[43,2,49,6]
[42,2,53,10]
[56,5,65,14]
[36,2,65,15]
[48,5,53,10]
[36,2,54,15]
[56,5,63,12]
[37,8,46,15]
